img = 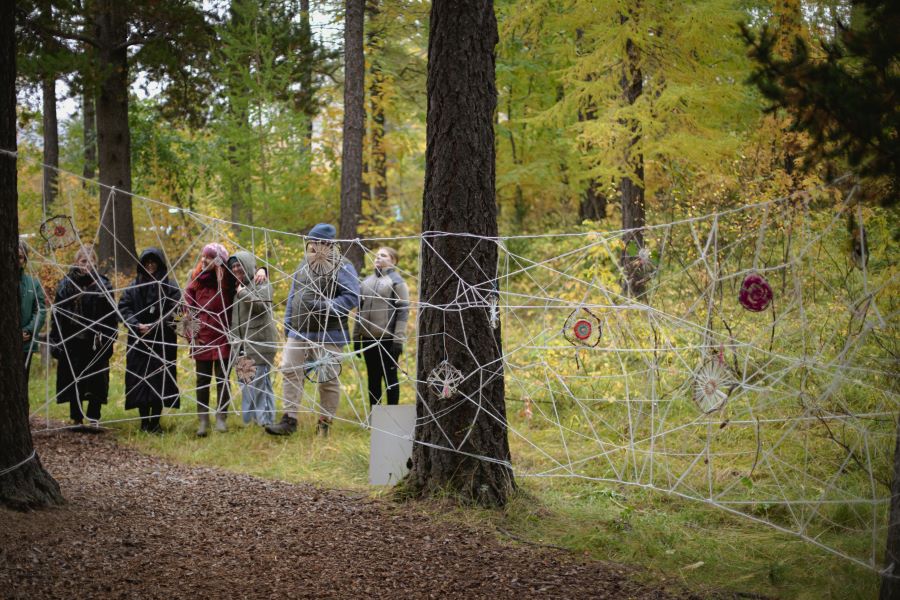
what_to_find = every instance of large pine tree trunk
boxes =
[367,0,387,205]
[0,0,64,511]
[94,0,136,275]
[339,0,365,272]
[404,0,515,508]
[619,28,646,297]
[82,91,97,183]
[41,75,58,210]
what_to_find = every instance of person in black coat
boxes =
[118,248,182,433]
[49,245,118,428]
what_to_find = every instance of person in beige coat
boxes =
[354,247,409,407]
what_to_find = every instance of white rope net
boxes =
[13,154,899,572]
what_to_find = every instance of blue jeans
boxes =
[240,364,275,426]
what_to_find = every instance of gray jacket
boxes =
[354,268,409,345]
[229,251,278,365]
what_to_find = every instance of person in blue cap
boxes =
[266,223,360,436]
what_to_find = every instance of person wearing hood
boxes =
[354,246,409,408]
[18,241,46,403]
[266,223,360,437]
[49,244,118,429]
[118,248,182,433]
[227,251,277,426]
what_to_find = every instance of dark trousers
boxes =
[363,342,400,406]
[196,359,231,414]
[69,397,102,423]
[138,398,163,431]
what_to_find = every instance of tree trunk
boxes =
[0,0,64,511]
[300,0,314,153]
[94,0,136,275]
[82,91,97,183]
[619,26,645,297]
[404,0,514,508]
[340,0,365,272]
[774,0,803,182]
[575,29,606,222]
[881,416,900,599]
[41,75,58,211]
[579,179,607,222]
[368,0,387,205]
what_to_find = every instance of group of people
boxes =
[18,223,410,438]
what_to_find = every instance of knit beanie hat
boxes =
[202,243,229,263]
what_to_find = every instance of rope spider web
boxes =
[11,153,899,573]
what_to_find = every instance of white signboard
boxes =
[369,404,416,486]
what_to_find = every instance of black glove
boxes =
[353,338,361,353]
[50,343,62,361]
[389,342,403,357]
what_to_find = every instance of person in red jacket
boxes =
[184,243,235,437]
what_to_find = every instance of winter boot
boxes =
[197,413,210,438]
[147,416,163,434]
[215,412,228,433]
[265,414,297,436]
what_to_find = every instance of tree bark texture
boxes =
[82,91,97,183]
[340,0,365,272]
[0,0,64,511]
[618,28,646,298]
[367,0,387,206]
[94,0,136,275]
[405,0,515,508]
[881,412,900,599]
[41,75,59,210]
[300,0,315,154]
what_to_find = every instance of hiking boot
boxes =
[265,414,297,436]
[197,413,209,438]
[316,417,331,438]
[215,412,228,433]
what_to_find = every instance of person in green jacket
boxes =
[19,241,46,402]
[227,251,278,426]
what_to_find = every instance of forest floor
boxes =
[0,423,705,599]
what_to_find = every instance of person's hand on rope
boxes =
[22,330,31,342]
[137,323,151,336]
[253,267,268,284]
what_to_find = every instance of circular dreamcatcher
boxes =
[427,360,465,399]
[234,355,257,384]
[40,215,78,250]
[303,347,342,383]
[563,308,602,347]
[738,272,773,312]
[692,355,735,414]
[174,309,200,341]
[306,240,342,277]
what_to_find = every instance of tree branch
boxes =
[23,19,98,48]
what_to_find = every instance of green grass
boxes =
[24,202,895,599]
[27,355,880,600]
